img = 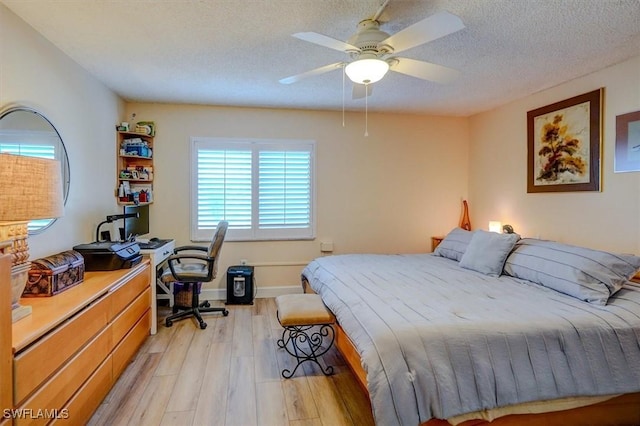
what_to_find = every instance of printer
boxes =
[72,241,142,271]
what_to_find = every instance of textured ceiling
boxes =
[3,0,640,116]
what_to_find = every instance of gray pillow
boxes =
[433,228,473,261]
[459,230,520,276]
[503,238,640,305]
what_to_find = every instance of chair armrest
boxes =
[173,245,207,254]
[167,253,211,262]
[166,253,217,282]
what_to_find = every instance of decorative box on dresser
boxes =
[10,261,151,425]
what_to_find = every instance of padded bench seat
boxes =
[275,294,336,378]
[276,294,335,326]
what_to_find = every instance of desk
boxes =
[139,239,174,334]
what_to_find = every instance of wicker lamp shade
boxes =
[0,153,64,221]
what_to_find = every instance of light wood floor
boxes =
[88,298,375,426]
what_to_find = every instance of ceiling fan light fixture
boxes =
[345,58,389,85]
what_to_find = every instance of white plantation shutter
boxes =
[0,143,56,158]
[196,148,252,233]
[259,150,311,229]
[0,132,57,232]
[191,138,315,241]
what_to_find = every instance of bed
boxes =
[301,228,640,426]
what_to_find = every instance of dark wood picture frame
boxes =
[614,110,640,173]
[527,88,602,193]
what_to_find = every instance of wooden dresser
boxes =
[1,249,12,426]
[9,261,151,425]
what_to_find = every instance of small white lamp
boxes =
[0,153,64,321]
[488,221,502,233]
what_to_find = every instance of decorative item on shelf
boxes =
[502,224,515,234]
[115,121,130,132]
[135,121,155,136]
[460,199,471,231]
[130,183,152,204]
[121,138,151,157]
[0,153,64,322]
[118,181,132,203]
[138,190,149,203]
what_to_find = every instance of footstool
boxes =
[275,294,336,378]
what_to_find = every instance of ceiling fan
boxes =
[279,1,465,96]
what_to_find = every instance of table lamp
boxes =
[488,221,502,233]
[0,153,64,322]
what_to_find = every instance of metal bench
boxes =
[275,294,336,378]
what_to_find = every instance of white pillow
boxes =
[504,238,640,305]
[459,230,520,276]
[433,228,473,261]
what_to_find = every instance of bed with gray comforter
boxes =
[302,241,640,426]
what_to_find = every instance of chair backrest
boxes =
[207,220,228,278]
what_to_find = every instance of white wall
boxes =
[1,4,124,259]
[125,102,469,291]
[469,55,640,253]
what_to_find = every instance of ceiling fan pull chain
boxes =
[364,83,369,137]
[342,66,346,127]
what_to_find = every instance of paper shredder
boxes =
[226,265,254,305]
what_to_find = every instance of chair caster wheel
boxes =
[223,310,229,316]
[199,321,207,329]
[202,301,211,308]
[166,319,173,327]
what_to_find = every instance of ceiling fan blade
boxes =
[389,57,460,84]
[352,84,373,99]
[381,11,465,54]
[279,62,345,84]
[292,32,359,52]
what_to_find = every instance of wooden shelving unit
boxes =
[116,131,154,205]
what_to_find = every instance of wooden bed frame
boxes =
[302,277,640,425]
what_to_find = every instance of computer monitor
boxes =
[123,204,149,240]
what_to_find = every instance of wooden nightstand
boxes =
[431,236,444,252]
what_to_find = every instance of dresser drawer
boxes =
[13,295,110,404]
[50,355,113,425]
[112,311,150,379]
[109,264,150,319]
[112,287,150,346]
[15,326,112,426]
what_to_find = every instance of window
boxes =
[0,131,58,232]
[191,138,315,241]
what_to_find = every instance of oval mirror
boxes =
[0,107,70,234]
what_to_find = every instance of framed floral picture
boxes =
[614,110,640,173]
[527,88,602,193]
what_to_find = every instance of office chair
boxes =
[160,221,229,329]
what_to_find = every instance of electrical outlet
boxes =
[320,241,334,252]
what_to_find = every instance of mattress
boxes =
[302,253,640,426]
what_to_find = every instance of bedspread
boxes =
[302,254,640,426]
